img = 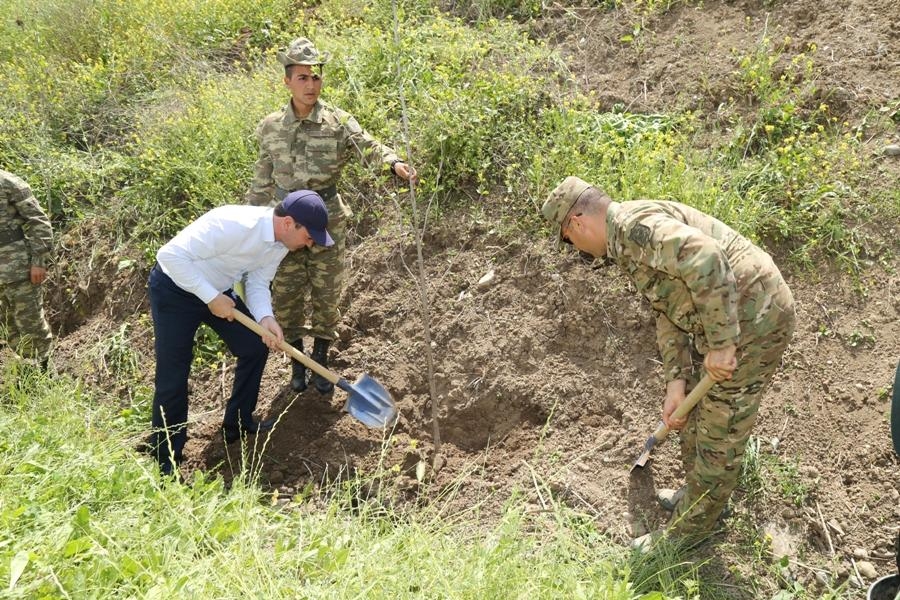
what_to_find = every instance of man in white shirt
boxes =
[148,190,333,476]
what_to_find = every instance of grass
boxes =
[739,436,812,509]
[0,357,712,599]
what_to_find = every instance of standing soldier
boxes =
[0,169,53,369]
[245,37,417,394]
[541,176,795,546]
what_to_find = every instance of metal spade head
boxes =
[339,373,398,429]
[631,434,659,471]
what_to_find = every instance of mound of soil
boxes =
[50,1,899,597]
[548,0,899,121]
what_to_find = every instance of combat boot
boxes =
[290,339,307,392]
[310,337,334,394]
[656,487,686,512]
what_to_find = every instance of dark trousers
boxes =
[148,266,269,473]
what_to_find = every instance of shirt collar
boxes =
[605,202,621,259]
[282,99,324,126]
[262,207,277,243]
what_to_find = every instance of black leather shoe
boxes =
[222,418,275,444]
[243,418,275,434]
[289,339,307,392]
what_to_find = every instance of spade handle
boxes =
[232,311,339,385]
[650,374,716,443]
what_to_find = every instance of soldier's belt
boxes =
[0,228,24,246]
[275,185,338,203]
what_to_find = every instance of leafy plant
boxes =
[192,323,228,370]
[740,437,810,508]
[97,323,140,379]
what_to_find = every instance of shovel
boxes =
[232,311,398,428]
[630,374,715,471]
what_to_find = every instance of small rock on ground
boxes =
[855,560,877,579]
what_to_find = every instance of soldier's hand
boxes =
[258,316,284,350]
[704,345,737,382]
[30,265,47,285]
[208,293,236,320]
[394,161,417,183]
[662,379,689,430]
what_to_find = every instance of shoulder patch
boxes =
[628,223,651,246]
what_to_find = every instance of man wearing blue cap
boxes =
[148,191,332,476]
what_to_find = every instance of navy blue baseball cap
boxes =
[281,190,334,247]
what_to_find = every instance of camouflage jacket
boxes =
[244,99,400,212]
[0,169,53,283]
[606,200,786,382]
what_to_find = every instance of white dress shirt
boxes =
[156,205,289,321]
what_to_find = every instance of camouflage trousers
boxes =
[669,280,795,536]
[272,210,347,342]
[0,278,52,361]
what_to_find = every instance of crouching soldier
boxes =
[542,176,795,546]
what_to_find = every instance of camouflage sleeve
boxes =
[12,184,53,268]
[244,122,276,206]
[655,311,694,383]
[339,113,401,171]
[626,214,741,349]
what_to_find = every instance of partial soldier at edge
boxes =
[245,36,417,395]
[0,169,53,369]
[541,176,796,548]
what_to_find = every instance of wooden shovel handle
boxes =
[232,310,339,385]
[650,373,716,442]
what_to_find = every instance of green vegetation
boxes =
[0,365,716,598]
[2,0,893,266]
[727,438,846,598]
[739,436,811,508]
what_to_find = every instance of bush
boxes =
[0,0,885,269]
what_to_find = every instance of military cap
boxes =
[277,37,331,67]
[541,176,593,234]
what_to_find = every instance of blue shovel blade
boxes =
[339,373,398,429]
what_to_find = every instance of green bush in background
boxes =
[0,0,890,266]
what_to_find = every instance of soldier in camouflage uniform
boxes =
[0,170,53,368]
[542,176,795,544]
[245,37,417,394]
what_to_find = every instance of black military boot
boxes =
[289,339,307,392]
[310,337,334,394]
